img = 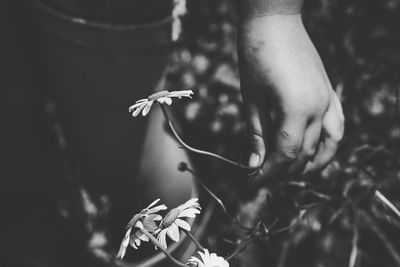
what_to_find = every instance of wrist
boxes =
[238,14,305,41]
[239,0,303,18]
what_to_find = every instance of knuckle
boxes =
[303,148,316,159]
[331,125,345,143]
[249,130,265,145]
[280,148,298,162]
[305,162,318,173]
[279,130,300,143]
[277,130,301,162]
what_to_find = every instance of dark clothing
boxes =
[40,0,174,23]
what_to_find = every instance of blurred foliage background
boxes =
[164,0,400,266]
[2,0,400,266]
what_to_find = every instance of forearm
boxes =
[238,0,304,17]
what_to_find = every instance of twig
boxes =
[348,214,359,267]
[182,164,252,231]
[160,104,261,171]
[269,220,299,236]
[329,185,376,224]
[361,211,400,266]
[269,209,306,236]
[141,228,187,267]
[355,165,400,219]
[285,180,335,200]
[226,235,258,261]
[375,190,400,219]
[329,202,348,224]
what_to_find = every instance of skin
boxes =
[237,0,345,185]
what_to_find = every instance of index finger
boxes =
[249,115,306,186]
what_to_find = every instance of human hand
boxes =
[237,14,344,185]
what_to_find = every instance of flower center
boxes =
[148,90,170,101]
[160,208,180,228]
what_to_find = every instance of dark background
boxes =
[1,0,400,266]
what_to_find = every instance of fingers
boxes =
[303,136,338,174]
[287,121,321,176]
[303,91,344,174]
[250,115,306,185]
[249,89,344,184]
[243,86,270,168]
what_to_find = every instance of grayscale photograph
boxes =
[1,0,399,266]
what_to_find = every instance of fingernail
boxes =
[248,153,261,168]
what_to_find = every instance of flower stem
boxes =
[183,229,205,251]
[183,165,252,232]
[141,228,187,267]
[226,235,258,261]
[375,190,400,219]
[160,104,261,171]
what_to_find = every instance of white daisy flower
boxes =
[156,198,201,249]
[187,249,229,267]
[117,199,167,259]
[129,90,194,117]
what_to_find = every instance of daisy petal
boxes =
[157,229,168,249]
[146,214,162,221]
[147,204,167,214]
[122,228,132,247]
[135,98,148,103]
[146,198,161,209]
[142,101,154,116]
[174,218,191,231]
[178,198,199,210]
[136,231,149,242]
[178,208,200,218]
[157,97,166,104]
[169,90,193,98]
[167,223,180,242]
[200,250,209,263]
[142,219,158,233]
[134,237,141,247]
[188,257,204,267]
[164,97,172,105]
[132,102,147,117]
[130,237,138,249]
[129,101,146,112]
[135,221,144,229]
[116,241,128,259]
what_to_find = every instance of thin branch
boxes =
[269,209,306,236]
[226,236,258,261]
[329,202,348,224]
[348,214,359,267]
[329,185,376,224]
[361,211,400,266]
[269,220,299,236]
[141,228,187,267]
[375,190,400,219]
[160,104,261,171]
[352,163,400,220]
[183,165,253,232]
[285,180,335,200]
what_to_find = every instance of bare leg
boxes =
[29,0,196,263]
